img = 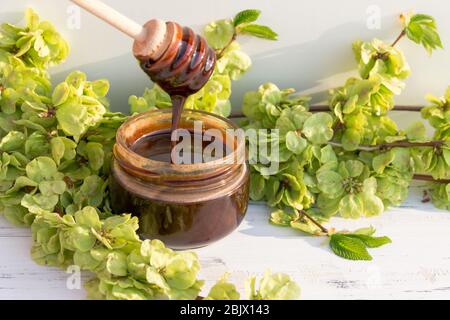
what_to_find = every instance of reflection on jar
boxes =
[110,109,249,249]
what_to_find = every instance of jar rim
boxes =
[114,109,246,182]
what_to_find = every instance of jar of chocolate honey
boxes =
[110,109,249,249]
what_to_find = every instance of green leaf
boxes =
[282,174,302,191]
[50,137,65,165]
[91,79,110,97]
[249,173,265,201]
[205,274,240,300]
[106,251,128,276]
[290,219,324,236]
[146,267,169,290]
[73,250,102,271]
[0,131,25,152]
[362,193,384,217]
[270,209,296,227]
[85,142,104,171]
[25,8,39,30]
[404,13,443,54]
[317,171,343,198]
[373,151,394,174]
[26,157,58,182]
[8,176,38,193]
[21,193,58,214]
[302,113,334,145]
[25,132,50,158]
[341,129,361,151]
[204,19,235,50]
[38,180,66,196]
[14,119,47,134]
[71,226,96,252]
[329,234,372,261]
[345,234,392,248]
[353,226,376,236]
[233,9,261,27]
[256,271,300,300]
[404,121,426,141]
[74,206,101,229]
[285,131,307,154]
[56,103,87,138]
[339,194,364,219]
[344,160,364,178]
[15,36,33,57]
[238,24,278,40]
[52,82,70,106]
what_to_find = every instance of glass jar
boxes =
[110,109,249,249]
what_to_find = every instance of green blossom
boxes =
[317,160,384,218]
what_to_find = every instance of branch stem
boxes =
[391,29,406,47]
[217,33,237,59]
[413,175,450,184]
[328,140,444,152]
[298,210,329,234]
[228,104,424,119]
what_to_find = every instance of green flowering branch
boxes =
[328,140,445,152]
[229,104,424,118]
[242,12,448,261]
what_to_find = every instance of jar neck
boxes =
[113,109,246,184]
[111,158,248,204]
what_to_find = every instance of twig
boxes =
[389,105,423,112]
[228,104,424,119]
[328,140,444,152]
[217,33,237,59]
[391,29,406,47]
[413,174,450,184]
[298,210,328,234]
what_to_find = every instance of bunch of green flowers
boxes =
[0,67,120,227]
[0,8,69,68]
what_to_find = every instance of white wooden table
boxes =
[1,186,449,300]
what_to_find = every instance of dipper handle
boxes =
[70,0,145,41]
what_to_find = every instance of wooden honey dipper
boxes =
[70,0,216,132]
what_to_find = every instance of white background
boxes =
[1,0,449,114]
